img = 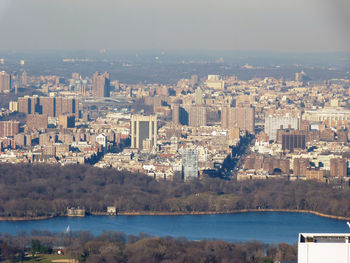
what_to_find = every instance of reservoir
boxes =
[0,212,348,244]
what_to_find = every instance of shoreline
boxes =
[116,209,350,221]
[0,209,349,222]
[0,215,56,221]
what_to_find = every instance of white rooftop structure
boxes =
[298,233,350,263]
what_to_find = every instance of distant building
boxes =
[172,104,180,125]
[244,155,290,175]
[298,233,350,263]
[14,134,25,147]
[67,207,86,217]
[96,133,107,148]
[21,70,27,86]
[18,96,79,118]
[336,128,348,143]
[191,75,198,86]
[320,128,335,142]
[182,149,198,181]
[0,121,20,137]
[295,70,309,83]
[189,106,206,127]
[293,158,310,176]
[303,108,350,127]
[195,87,203,105]
[206,75,225,89]
[228,127,241,140]
[279,130,306,152]
[40,97,55,117]
[107,206,117,216]
[58,115,75,129]
[18,96,31,114]
[9,101,18,112]
[26,114,48,130]
[265,115,300,141]
[221,105,255,134]
[55,97,78,117]
[92,72,110,97]
[330,158,347,177]
[131,115,157,150]
[0,71,11,93]
[305,169,325,182]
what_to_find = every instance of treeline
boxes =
[0,163,349,218]
[0,230,297,263]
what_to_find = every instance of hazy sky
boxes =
[0,0,349,52]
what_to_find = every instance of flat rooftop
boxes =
[299,233,350,243]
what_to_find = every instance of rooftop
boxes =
[299,233,350,243]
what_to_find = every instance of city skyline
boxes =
[0,0,349,52]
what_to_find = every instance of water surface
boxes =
[1,212,348,244]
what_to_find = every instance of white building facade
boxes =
[298,233,350,263]
[264,115,300,141]
[182,149,198,181]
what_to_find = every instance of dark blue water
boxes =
[0,212,349,244]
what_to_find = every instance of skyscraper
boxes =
[0,121,20,137]
[182,149,198,181]
[189,106,206,127]
[17,96,79,118]
[21,71,27,86]
[18,96,31,114]
[195,87,203,105]
[92,72,110,97]
[221,105,255,134]
[40,97,56,117]
[0,71,11,93]
[131,115,157,150]
[172,104,180,125]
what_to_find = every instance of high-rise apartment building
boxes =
[281,133,306,152]
[195,87,203,105]
[293,158,310,176]
[330,158,347,177]
[92,72,110,97]
[0,121,20,137]
[172,104,180,125]
[131,115,157,150]
[189,106,206,127]
[221,105,255,134]
[182,149,198,181]
[40,97,55,117]
[26,114,48,130]
[55,97,78,116]
[58,115,75,129]
[0,71,11,93]
[172,104,189,126]
[18,97,31,114]
[17,96,79,118]
[265,114,300,141]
